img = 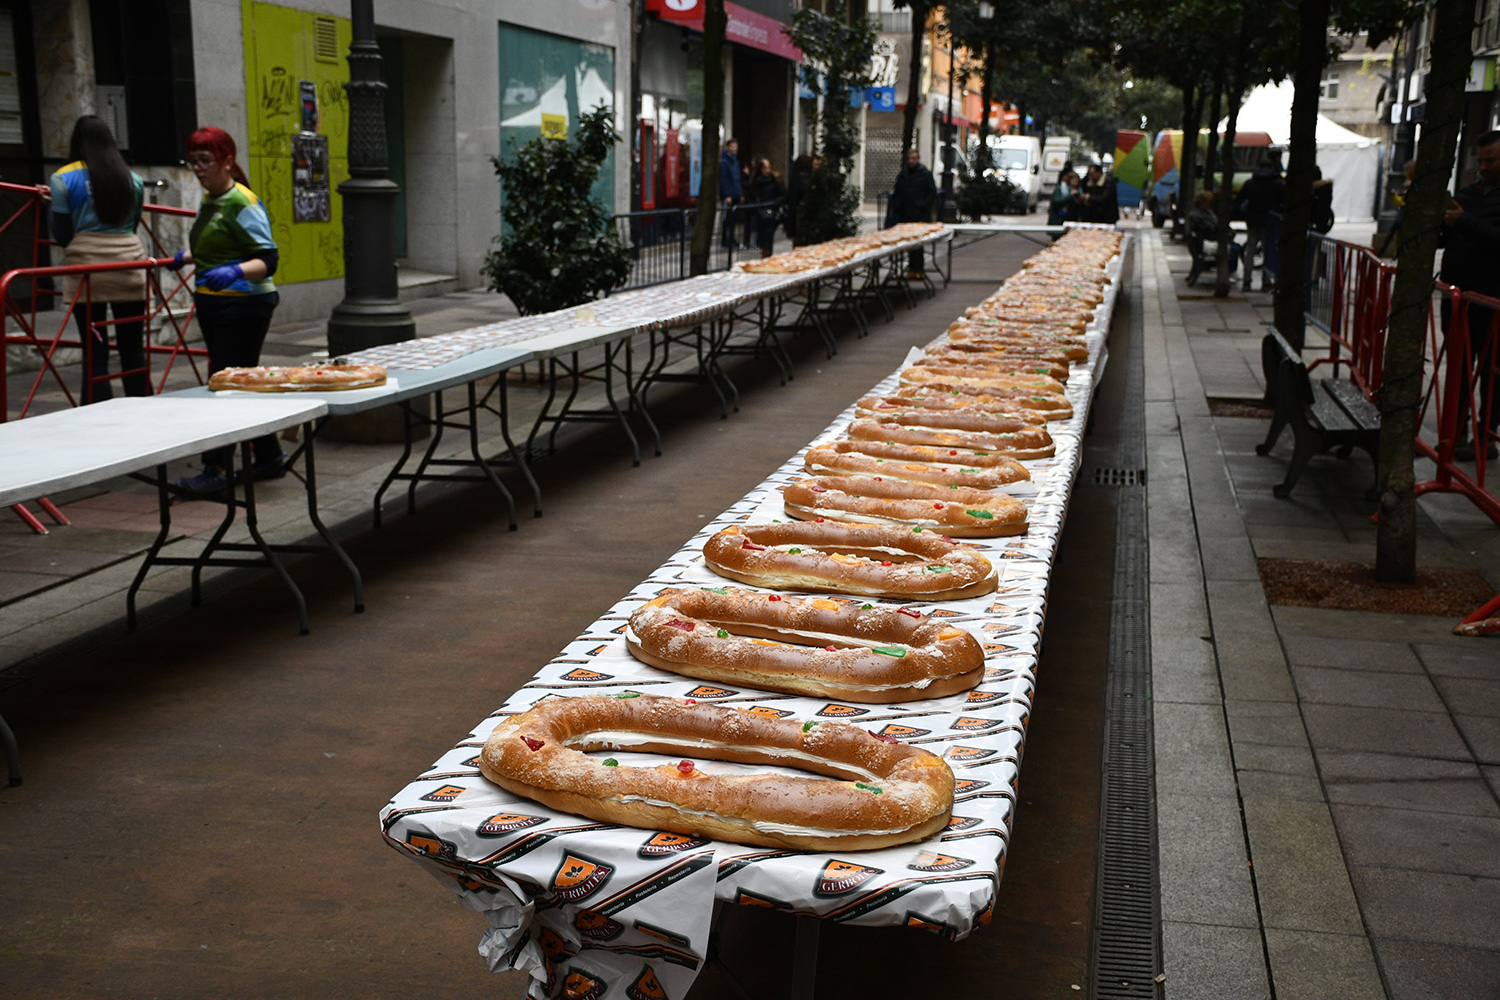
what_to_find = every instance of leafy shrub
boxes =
[482,105,632,316]
[956,173,1022,221]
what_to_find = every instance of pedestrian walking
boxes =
[1047,170,1080,228]
[1237,155,1285,291]
[784,154,812,245]
[746,157,785,258]
[890,149,936,276]
[46,115,150,404]
[1078,165,1118,224]
[170,126,286,495]
[1439,129,1500,460]
[719,137,744,250]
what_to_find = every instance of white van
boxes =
[979,134,1043,213]
[1041,136,1071,190]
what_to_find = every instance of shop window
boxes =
[497,22,616,215]
[89,0,196,165]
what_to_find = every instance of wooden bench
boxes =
[1256,328,1381,498]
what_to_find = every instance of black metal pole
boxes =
[327,0,415,356]
[942,24,955,222]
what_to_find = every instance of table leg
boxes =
[1,712,20,787]
[127,463,175,631]
[372,399,418,529]
[545,356,580,457]
[190,451,240,608]
[299,421,365,612]
[238,441,310,636]
[467,381,518,530]
[790,914,820,1000]
[495,376,543,516]
[624,335,662,457]
[407,387,450,516]
[601,342,642,466]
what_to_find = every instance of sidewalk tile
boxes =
[1155,703,1236,796]
[1234,742,1320,778]
[1290,666,1446,712]
[1263,928,1385,1000]
[1161,922,1271,1000]
[1300,704,1471,759]
[1454,715,1500,765]
[1431,676,1500,717]
[1236,770,1326,802]
[1415,642,1500,679]
[1152,582,1211,636]
[1281,635,1422,673]
[1350,867,1500,950]
[1331,803,1500,877]
[1242,797,1365,934]
[1371,939,1500,1000]
[1226,699,1311,748]
[1216,634,1298,703]
[1152,632,1223,706]
[1158,792,1260,928]
[1198,535,1260,582]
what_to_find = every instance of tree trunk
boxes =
[1375,0,1474,584]
[1214,20,1250,299]
[689,0,726,275]
[977,37,994,170]
[1203,66,1224,207]
[901,1,928,159]
[1273,0,1329,351]
[1178,81,1204,232]
[628,0,644,213]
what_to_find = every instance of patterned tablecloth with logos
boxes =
[379,236,1125,1000]
[349,229,952,373]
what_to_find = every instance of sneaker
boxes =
[248,452,289,481]
[175,467,228,497]
[906,270,926,279]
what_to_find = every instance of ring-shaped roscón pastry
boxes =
[900,367,1067,396]
[783,475,1028,536]
[804,443,1035,485]
[923,342,1074,370]
[911,356,1071,383]
[701,521,997,600]
[855,394,1047,425]
[626,587,986,701]
[894,383,1074,419]
[845,418,1055,459]
[480,694,956,850]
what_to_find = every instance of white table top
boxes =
[0,397,327,506]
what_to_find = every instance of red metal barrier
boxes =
[0,181,206,421]
[1305,234,1499,632]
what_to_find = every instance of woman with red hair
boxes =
[170,127,285,495]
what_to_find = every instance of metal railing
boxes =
[611,201,780,292]
[1,181,206,421]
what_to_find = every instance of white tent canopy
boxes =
[1219,81,1383,222]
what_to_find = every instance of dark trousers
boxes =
[720,202,739,248]
[755,214,777,255]
[196,293,282,468]
[76,301,149,404]
[1441,297,1500,441]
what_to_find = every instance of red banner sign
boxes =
[647,0,702,21]
[654,1,802,62]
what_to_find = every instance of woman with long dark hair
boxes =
[746,157,785,258]
[47,115,149,402]
[169,126,285,495]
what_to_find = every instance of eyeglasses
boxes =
[184,155,222,169]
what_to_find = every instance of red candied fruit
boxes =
[870,732,900,744]
[874,476,883,481]
[824,645,838,652]
[666,618,696,631]
[520,736,545,751]
[880,560,893,566]
[811,486,828,493]
[741,541,767,551]
[768,595,782,601]
[897,607,922,618]
[949,450,959,456]
[815,517,826,523]
[684,698,697,705]
[677,760,695,774]
[933,502,945,509]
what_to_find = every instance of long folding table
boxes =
[379,237,1124,999]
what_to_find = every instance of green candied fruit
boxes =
[965,509,995,520]
[613,692,642,699]
[911,526,923,533]
[950,389,961,395]
[924,565,952,573]
[851,495,862,499]
[1030,396,1047,402]
[788,547,802,554]
[716,629,729,638]
[960,468,977,474]
[872,646,908,658]
[603,758,619,767]
[802,721,818,732]
[700,586,728,594]
[875,459,884,463]
[854,782,884,795]
[861,603,874,610]
[973,451,990,456]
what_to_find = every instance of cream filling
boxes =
[564,732,880,782]
[609,794,910,838]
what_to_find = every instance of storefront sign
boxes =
[291,133,330,223]
[660,1,802,62]
[867,86,897,112]
[1466,58,1496,93]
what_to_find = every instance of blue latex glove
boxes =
[165,250,189,272]
[200,262,243,291]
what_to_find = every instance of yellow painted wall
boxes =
[241,0,350,284]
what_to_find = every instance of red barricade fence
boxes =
[0,180,207,422]
[1305,233,1499,631]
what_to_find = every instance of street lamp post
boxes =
[326,0,415,356]
[942,19,955,222]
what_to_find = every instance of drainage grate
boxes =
[1091,467,1146,487]
[1090,244,1161,999]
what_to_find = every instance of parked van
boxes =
[974,134,1043,213]
[1041,136,1072,190]
[1148,128,1275,226]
